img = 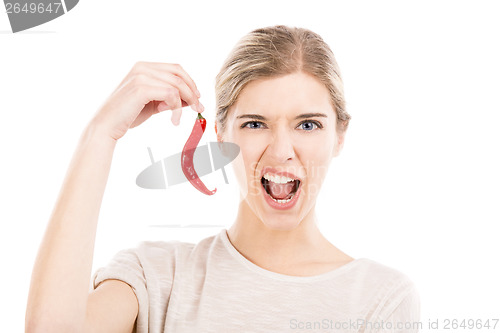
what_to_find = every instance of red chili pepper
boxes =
[181,113,217,195]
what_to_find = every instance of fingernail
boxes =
[195,89,201,98]
[199,102,205,113]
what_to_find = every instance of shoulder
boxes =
[93,239,193,278]
[132,233,219,264]
[356,259,420,323]
[344,258,418,302]
[135,239,194,257]
[358,258,413,282]
[93,231,223,288]
[361,258,418,301]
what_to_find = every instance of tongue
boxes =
[268,181,295,200]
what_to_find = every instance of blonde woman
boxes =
[26,25,420,332]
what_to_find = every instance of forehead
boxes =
[233,71,334,116]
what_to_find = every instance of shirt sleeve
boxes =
[375,281,421,333]
[91,246,149,333]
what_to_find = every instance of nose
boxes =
[266,126,296,163]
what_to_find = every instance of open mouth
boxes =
[261,177,301,202]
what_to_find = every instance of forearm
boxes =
[25,122,117,332]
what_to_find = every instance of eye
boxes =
[297,120,322,131]
[241,121,266,129]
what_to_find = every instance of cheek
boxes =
[299,132,333,162]
[299,139,334,198]
[304,150,327,176]
[231,151,250,198]
[230,134,266,196]
[241,143,265,195]
[234,132,267,166]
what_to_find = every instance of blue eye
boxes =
[241,121,265,129]
[298,120,322,131]
[240,120,323,131]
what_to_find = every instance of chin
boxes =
[259,212,304,231]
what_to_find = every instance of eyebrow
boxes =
[236,113,328,121]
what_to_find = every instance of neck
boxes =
[227,197,332,269]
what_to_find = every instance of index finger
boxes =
[148,62,201,98]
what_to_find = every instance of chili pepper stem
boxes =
[197,113,204,120]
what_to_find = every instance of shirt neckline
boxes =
[219,228,366,283]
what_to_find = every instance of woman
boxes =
[25,25,420,332]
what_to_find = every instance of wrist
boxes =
[82,119,119,146]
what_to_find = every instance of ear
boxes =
[214,122,222,142]
[215,122,223,143]
[215,122,231,156]
[332,131,346,157]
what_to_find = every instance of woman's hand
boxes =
[90,61,204,141]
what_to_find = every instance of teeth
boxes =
[263,172,295,184]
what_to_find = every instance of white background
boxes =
[1,0,499,331]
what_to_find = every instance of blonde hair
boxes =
[215,25,350,137]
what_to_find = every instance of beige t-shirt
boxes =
[92,229,420,332]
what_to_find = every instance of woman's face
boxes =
[220,71,344,230]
